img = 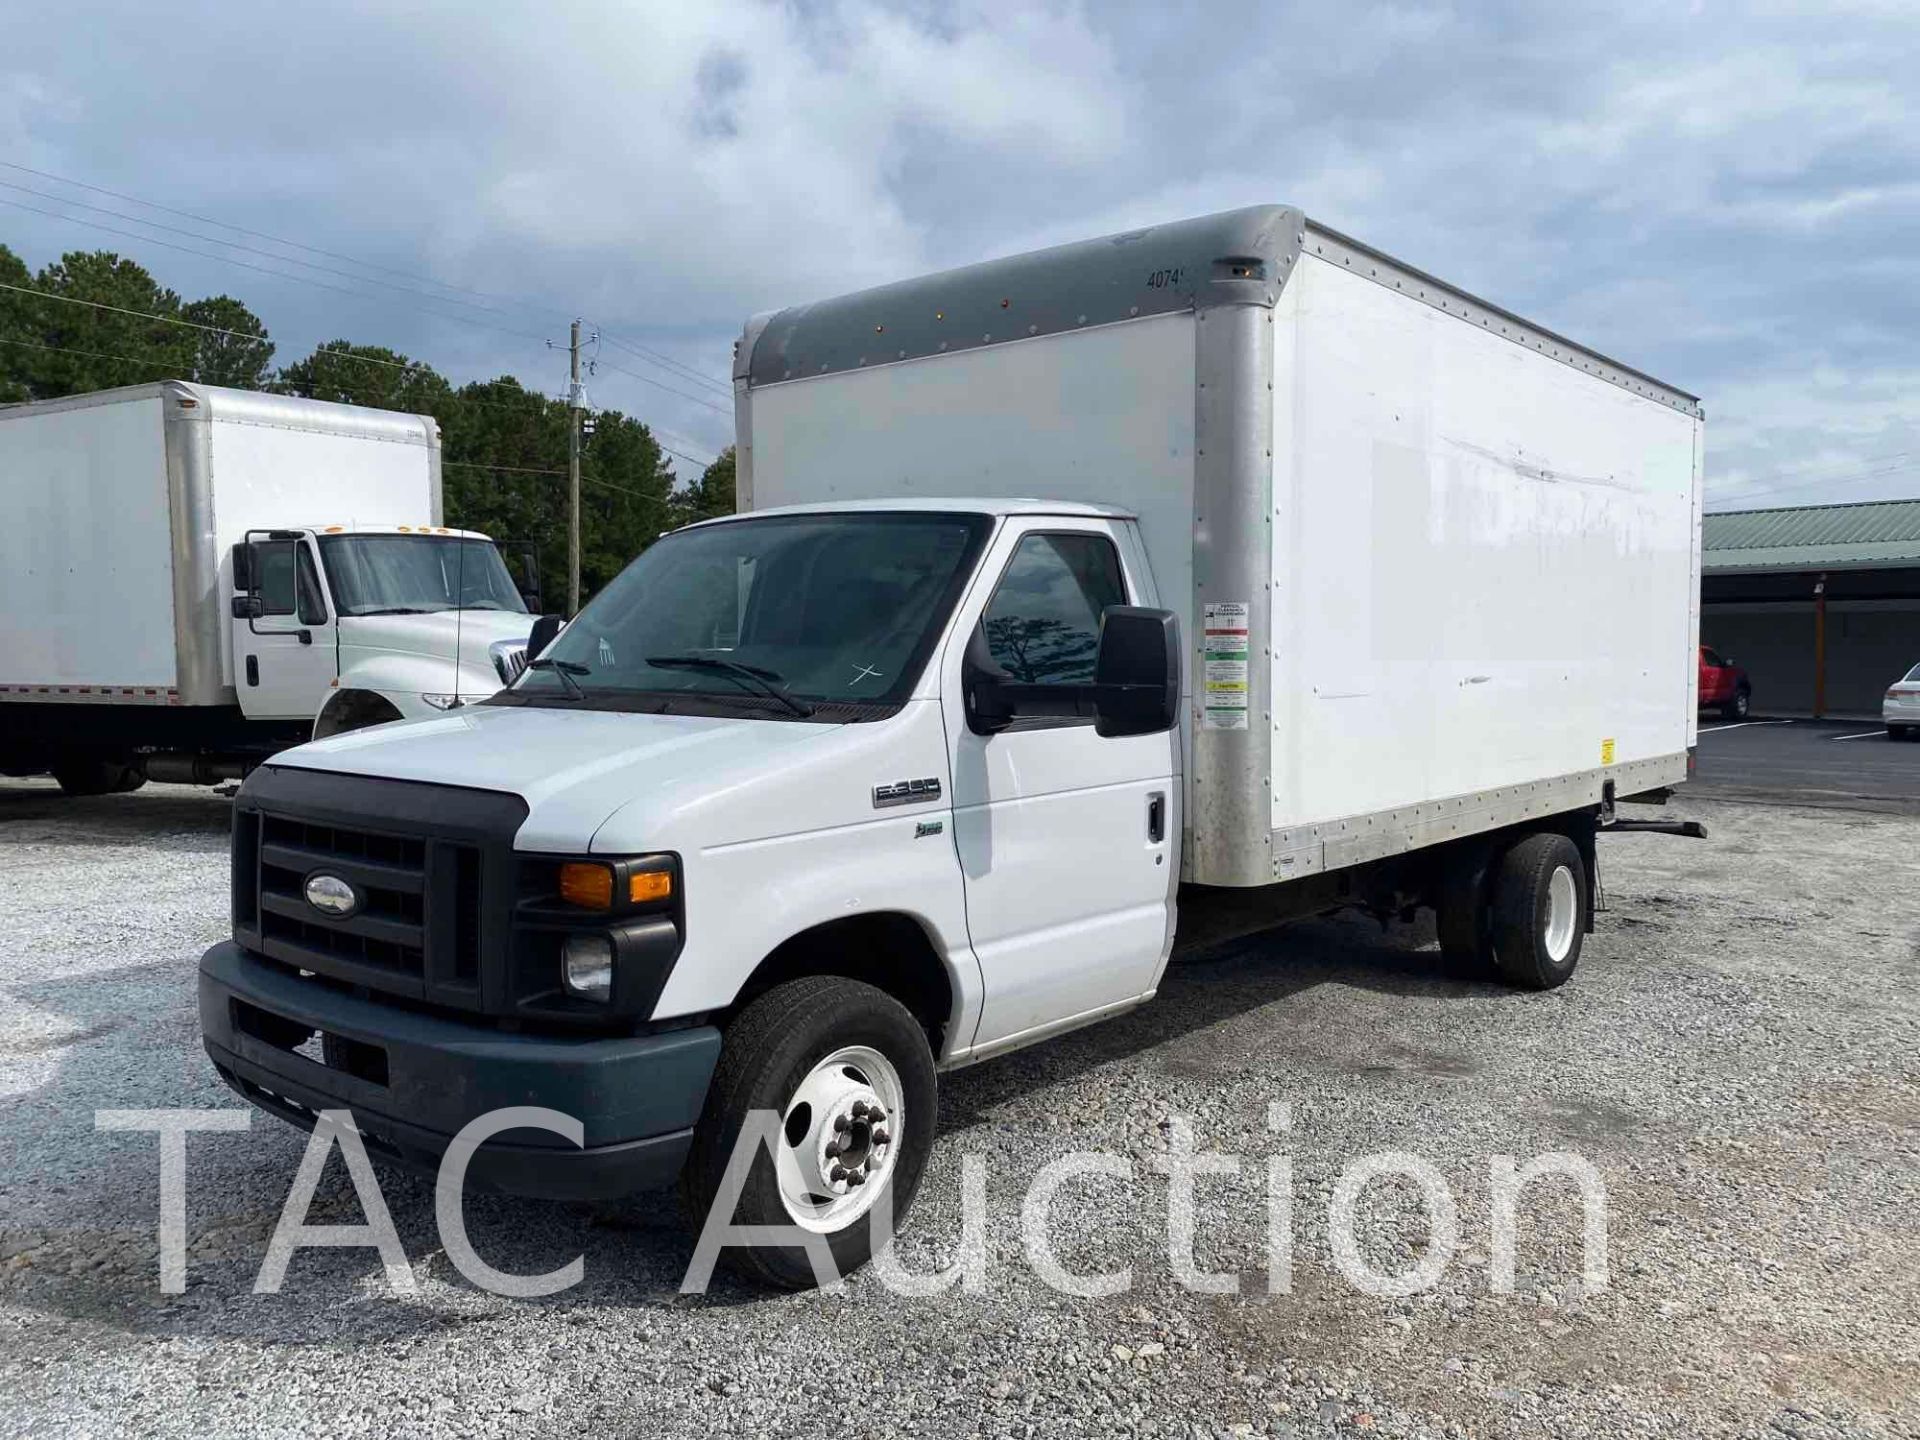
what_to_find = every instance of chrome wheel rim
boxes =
[1544,864,1578,963]
[774,1045,904,1233]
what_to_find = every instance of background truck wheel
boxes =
[51,759,146,796]
[1721,687,1750,720]
[1490,831,1587,990]
[679,975,937,1290]
[1889,726,1912,742]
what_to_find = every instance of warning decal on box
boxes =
[1202,600,1250,731]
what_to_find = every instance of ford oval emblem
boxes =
[304,873,360,918]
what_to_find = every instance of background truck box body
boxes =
[736,205,1705,887]
[0,381,441,708]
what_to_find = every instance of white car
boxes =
[1887,663,1920,740]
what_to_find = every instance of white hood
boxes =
[339,607,534,666]
[272,701,873,852]
[336,608,536,701]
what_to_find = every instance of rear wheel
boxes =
[51,758,145,796]
[1721,688,1750,720]
[1490,831,1587,991]
[1889,726,1913,742]
[679,976,937,1290]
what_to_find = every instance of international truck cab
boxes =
[199,206,1705,1288]
[232,524,536,737]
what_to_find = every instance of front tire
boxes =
[679,976,937,1290]
[1490,831,1588,991]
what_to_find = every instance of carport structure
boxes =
[1702,498,1920,718]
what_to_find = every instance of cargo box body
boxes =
[735,205,1703,887]
[0,382,441,709]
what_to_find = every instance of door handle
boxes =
[1147,792,1165,844]
[245,655,259,687]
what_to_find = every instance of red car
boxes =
[1698,645,1751,719]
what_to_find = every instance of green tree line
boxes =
[0,242,735,607]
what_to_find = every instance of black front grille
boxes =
[231,766,529,1012]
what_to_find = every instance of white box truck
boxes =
[0,381,540,793]
[199,206,1704,1287]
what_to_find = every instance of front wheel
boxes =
[1490,831,1588,990]
[679,976,937,1289]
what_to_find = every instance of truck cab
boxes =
[232,524,538,737]
[201,499,1182,1286]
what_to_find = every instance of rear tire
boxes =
[1720,688,1750,721]
[1490,831,1587,991]
[1889,726,1913,742]
[679,976,937,1290]
[51,759,145,796]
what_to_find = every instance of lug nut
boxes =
[830,1164,848,1182]
[846,1171,865,1187]
[833,1115,851,1133]
[851,1101,870,1119]
[871,1128,889,1146]
[868,1106,887,1123]
[825,1138,843,1158]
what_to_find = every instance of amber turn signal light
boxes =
[558,862,614,909]
[628,870,672,904]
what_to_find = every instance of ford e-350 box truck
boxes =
[200,205,1704,1286]
[0,381,537,792]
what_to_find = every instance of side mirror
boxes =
[1093,606,1181,738]
[527,613,565,662]
[520,588,543,613]
[231,542,254,591]
[962,626,1017,734]
[229,595,264,620]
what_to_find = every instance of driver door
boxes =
[941,518,1179,1054]
[232,533,338,720]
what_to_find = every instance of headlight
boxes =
[558,860,674,909]
[561,934,615,1001]
[421,692,463,710]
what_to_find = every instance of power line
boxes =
[0,159,572,325]
[592,357,731,414]
[0,177,556,333]
[0,193,554,349]
[597,330,731,395]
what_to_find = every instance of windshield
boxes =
[320,536,527,617]
[510,511,991,717]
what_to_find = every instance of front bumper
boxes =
[199,940,720,1201]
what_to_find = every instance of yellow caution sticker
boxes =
[1600,738,1616,766]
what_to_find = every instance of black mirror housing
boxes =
[1093,606,1181,738]
[527,613,565,662]
[229,594,264,620]
[962,625,1017,734]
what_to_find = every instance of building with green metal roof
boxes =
[1702,498,1920,718]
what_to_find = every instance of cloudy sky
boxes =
[3,0,1916,504]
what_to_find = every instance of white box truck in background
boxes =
[199,205,1704,1287]
[0,381,539,793]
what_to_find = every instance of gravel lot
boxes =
[1,776,1915,1440]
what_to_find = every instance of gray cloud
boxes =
[3,0,1915,501]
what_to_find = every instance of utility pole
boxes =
[567,318,583,616]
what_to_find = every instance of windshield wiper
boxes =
[349,606,437,616]
[525,656,590,700]
[645,654,815,718]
